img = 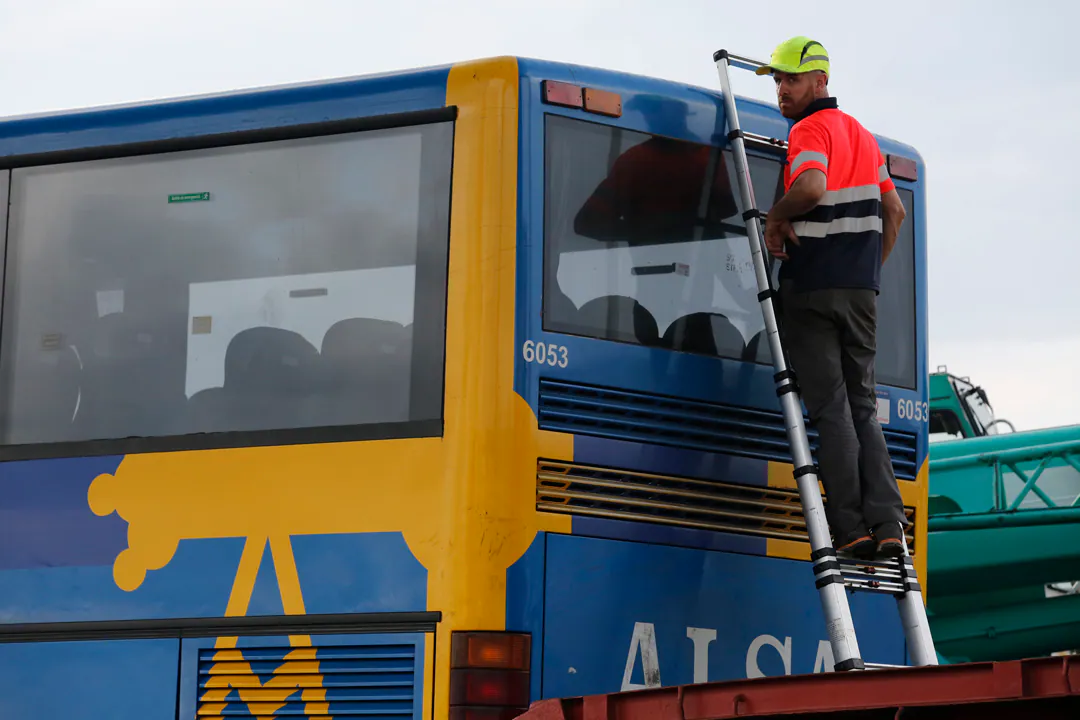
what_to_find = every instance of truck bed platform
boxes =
[518,656,1079,719]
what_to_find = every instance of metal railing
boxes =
[931,439,1080,512]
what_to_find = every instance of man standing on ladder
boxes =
[757,36,909,560]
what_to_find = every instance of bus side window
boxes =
[0,121,453,447]
[874,189,917,389]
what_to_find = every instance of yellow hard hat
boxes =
[755,36,830,76]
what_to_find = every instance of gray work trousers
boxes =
[778,281,907,544]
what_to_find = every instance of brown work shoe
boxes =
[837,532,875,560]
[873,523,907,559]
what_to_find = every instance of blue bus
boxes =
[0,55,928,718]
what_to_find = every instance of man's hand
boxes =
[763,168,824,260]
[881,188,905,265]
[764,215,799,260]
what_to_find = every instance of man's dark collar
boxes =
[794,96,838,122]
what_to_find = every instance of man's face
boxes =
[774,70,822,118]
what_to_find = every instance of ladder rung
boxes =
[837,557,910,596]
[743,131,788,151]
[838,565,904,581]
[841,566,904,580]
[718,50,770,73]
[836,557,909,573]
[864,662,908,671]
[842,570,904,584]
[842,577,905,595]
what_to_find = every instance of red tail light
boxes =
[449,668,530,706]
[450,631,532,718]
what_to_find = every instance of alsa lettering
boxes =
[621,622,836,690]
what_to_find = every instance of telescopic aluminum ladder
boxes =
[711,48,939,672]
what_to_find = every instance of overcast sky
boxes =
[0,0,1075,431]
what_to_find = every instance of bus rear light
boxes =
[543,80,584,109]
[450,631,532,715]
[887,154,918,181]
[449,668,530,706]
[583,88,622,117]
[451,631,531,670]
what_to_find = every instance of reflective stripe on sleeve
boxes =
[790,150,828,175]
[879,164,889,182]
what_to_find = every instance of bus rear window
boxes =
[543,114,783,363]
[543,113,918,390]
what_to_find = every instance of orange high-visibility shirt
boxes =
[780,97,895,292]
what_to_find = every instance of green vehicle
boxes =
[926,367,1080,662]
[928,369,1015,442]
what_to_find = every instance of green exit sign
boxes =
[168,192,211,203]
